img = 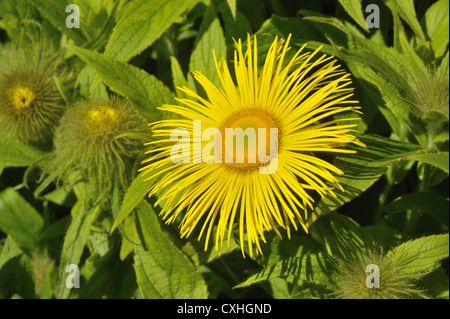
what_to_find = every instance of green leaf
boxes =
[309,213,371,257]
[28,0,86,43]
[0,237,35,299]
[235,251,331,289]
[39,216,71,240]
[79,249,137,299]
[338,0,369,31]
[111,172,153,234]
[398,31,428,76]
[119,209,138,261]
[74,65,109,100]
[258,15,328,48]
[226,0,237,20]
[67,45,174,123]
[352,64,427,147]
[405,151,449,174]
[0,0,39,43]
[384,0,426,41]
[105,0,198,62]
[56,201,101,299]
[73,0,120,51]
[236,0,265,30]
[387,234,449,278]
[425,0,449,58]
[383,192,449,227]
[134,201,208,299]
[0,236,23,268]
[216,0,252,48]
[418,268,449,299]
[238,233,334,290]
[314,135,421,216]
[170,56,188,99]
[0,188,44,251]
[307,17,428,146]
[189,16,226,89]
[0,133,49,168]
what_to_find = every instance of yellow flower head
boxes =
[141,34,365,257]
[0,47,65,142]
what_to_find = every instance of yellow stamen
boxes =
[88,106,119,130]
[12,86,35,109]
[220,108,280,173]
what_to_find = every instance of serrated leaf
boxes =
[406,151,449,174]
[190,16,226,89]
[387,234,449,278]
[383,192,449,227]
[105,0,198,62]
[134,201,208,299]
[338,0,368,31]
[56,201,101,299]
[0,133,49,168]
[385,0,426,41]
[352,65,427,147]
[67,45,174,123]
[0,188,44,251]
[398,31,428,76]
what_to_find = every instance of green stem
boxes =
[405,128,435,234]
[219,258,240,285]
[375,178,394,224]
[376,123,408,223]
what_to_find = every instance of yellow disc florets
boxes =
[12,86,35,110]
[0,48,65,142]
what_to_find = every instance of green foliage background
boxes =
[0,0,448,299]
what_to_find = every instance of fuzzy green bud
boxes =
[333,248,427,299]
[46,97,150,198]
[0,47,65,142]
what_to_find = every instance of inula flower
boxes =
[49,97,149,198]
[0,47,65,142]
[141,34,365,256]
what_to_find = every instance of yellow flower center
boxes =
[12,86,35,109]
[88,106,119,131]
[219,108,280,173]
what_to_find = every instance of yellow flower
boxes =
[141,34,365,257]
